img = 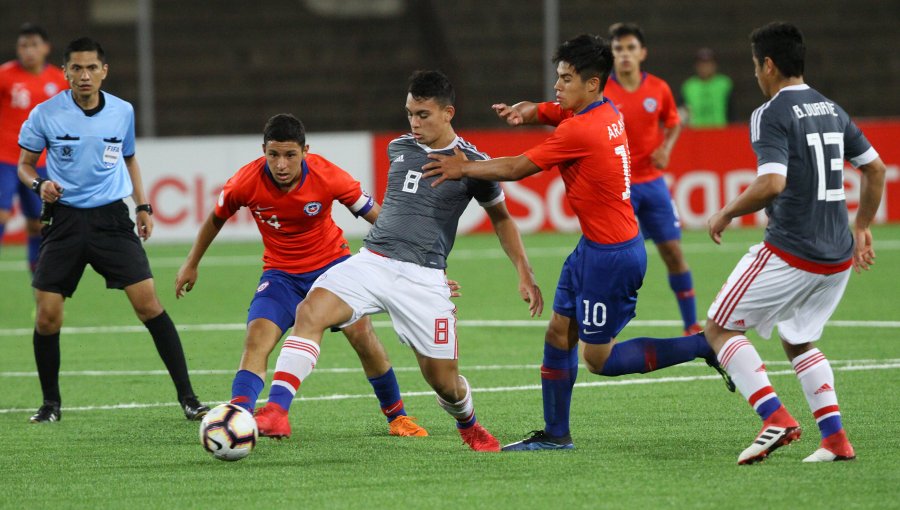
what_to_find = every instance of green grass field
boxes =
[2,227,899,509]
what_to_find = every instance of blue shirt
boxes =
[19,90,136,208]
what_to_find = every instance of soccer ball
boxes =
[199,403,258,461]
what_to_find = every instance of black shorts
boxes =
[32,200,153,297]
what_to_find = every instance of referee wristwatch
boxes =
[136,204,153,215]
[31,177,47,195]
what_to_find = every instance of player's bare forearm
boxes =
[176,212,225,298]
[485,202,543,317]
[185,212,225,268]
[361,202,381,224]
[851,158,886,273]
[422,148,541,186]
[709,173,785,243]
[854,158,886,230]
[721,173,785,220]
[652,123,682,169]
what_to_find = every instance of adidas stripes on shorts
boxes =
[707,242,850,344]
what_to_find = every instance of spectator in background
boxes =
[680,48,733,128]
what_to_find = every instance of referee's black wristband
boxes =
[31,177,47,195]
[135,204,153,215]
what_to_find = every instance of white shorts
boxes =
[311,248,458,359]
[707,243,851,344]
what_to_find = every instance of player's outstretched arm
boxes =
[125,156,154,241]
[492,102,539,127]
[484,202,543,317]
[708,173,785,244]
[852,157,887,272]
[422,148,541,186]
[175,212,226,298]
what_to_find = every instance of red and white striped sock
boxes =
[792,348,844,439]
[718,335,785,422]
[268,336,320,411]
[436,376,477,429]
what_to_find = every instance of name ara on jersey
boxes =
[608,117,626,140]
[792,101,838,119]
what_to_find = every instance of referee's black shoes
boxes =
[29,401,61,423]
[180,395,210,421]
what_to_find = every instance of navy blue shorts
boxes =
[552,235,647,344]
[247,256,350,333]
[0,162,45,217]
[630,176,681,244]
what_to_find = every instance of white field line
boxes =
[3,239,900,272]
[2,358,897,378]
[1,319,899,338]
[1,361,898,414]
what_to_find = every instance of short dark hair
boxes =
[553,34,614,88]
[750,22,805,78]
[19,23,49,41]
[407,70,455,107]
[64,37,106,64]
[263,113,306,146]
[608,22,645,46]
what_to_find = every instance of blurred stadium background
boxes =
[1,0,899,246]
[3,0,898,135]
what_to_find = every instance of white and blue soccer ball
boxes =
[199,403,258,461]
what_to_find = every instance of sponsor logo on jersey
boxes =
[733,319,745,328]
[642,97,658,113]
[304,201,322,216]
[256,281,269,293]
[393,154,405,163]
[44,82,59,97]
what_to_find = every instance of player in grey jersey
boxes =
[252,70,543,452]
[364,133,499,268]
[703,22,886,464]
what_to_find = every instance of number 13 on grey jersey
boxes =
[751,84,879,266]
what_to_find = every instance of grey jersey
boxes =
[364,135,504,269]
[751,84,878,265]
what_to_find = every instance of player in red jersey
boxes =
[425,34,731,451]
[176,114,427,438]
[0,24,67,270]
[604,23,699,336]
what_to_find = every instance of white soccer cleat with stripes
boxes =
[803,448,855,462]
[738,424,802,465]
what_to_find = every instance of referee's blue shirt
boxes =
[18,90,136,208]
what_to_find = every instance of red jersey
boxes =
[603,72,679,183]
[215,154,374,274]
[0,60,68,165]
[526,100,638,244]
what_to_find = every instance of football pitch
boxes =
[2,227,899,509]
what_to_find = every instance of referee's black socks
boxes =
[33,330,61,403]
[144,311,196,400]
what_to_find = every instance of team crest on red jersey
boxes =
[304,202,322,216]
[44,82,59,96]
[642,97,658,113]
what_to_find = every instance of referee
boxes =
[16,37,208,423]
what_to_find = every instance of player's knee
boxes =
[35,309,62,334]
[134,300,164,323]
[294,300,326,330]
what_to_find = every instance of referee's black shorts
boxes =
[33,200,153,297]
